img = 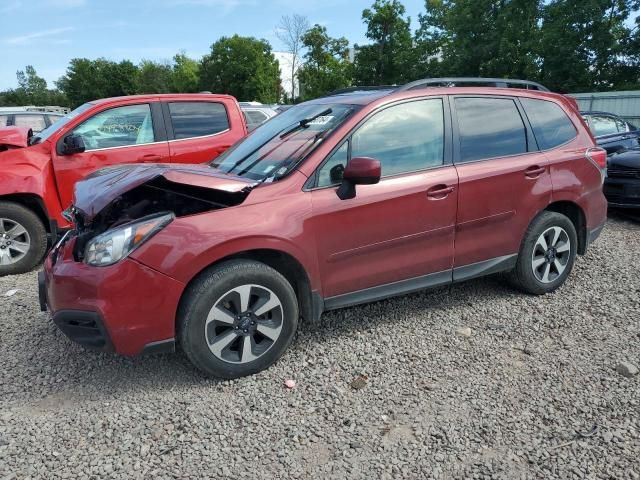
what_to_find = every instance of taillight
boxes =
[586,147,607,170]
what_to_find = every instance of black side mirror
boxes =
[336,157,381,200]
[61,134,86,155]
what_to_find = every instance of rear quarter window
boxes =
[168,102,230,139]
[521,98,577,150]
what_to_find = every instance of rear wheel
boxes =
[178,260,298,378]
[509,211,577,295]
[0,202,48,276]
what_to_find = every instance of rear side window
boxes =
[521,98,577,149]
[168,102,229,140]
[455,97,527,162]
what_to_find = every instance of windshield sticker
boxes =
[263,165,276,173]
[308,115,335,125]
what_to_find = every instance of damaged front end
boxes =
[66,164,254,264]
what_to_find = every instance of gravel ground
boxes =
[1,214,639,480]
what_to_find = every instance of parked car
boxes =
[240,104,279,131]
[603,148,640,208]
[40,78,607,378]
[581,111,640,155]
[0,93,247,275]
[0,108,64,133]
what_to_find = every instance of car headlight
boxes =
[84,213,174,266]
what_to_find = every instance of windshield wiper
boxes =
[279,108,332,139]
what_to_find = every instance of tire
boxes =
[0,202,48,276]
[509,211,578,295]
[178,259,299,378]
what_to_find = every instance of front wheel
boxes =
[509,211,578,295]
[178,260,299,378]
[0,202,48,276]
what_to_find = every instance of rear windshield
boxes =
[211,103,356,181]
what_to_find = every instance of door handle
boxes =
[427,184,455,199]
[139,154,163,163]
[524,165,546,178]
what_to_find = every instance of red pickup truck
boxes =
[0,93,247,276]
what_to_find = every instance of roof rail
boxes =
[398,77,550,92]
[328,85,397,96]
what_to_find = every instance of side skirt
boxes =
[322,254,518,312]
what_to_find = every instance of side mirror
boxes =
[336,157,381,200]
[60,134,86,155]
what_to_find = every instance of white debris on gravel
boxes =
[0,215,638,479]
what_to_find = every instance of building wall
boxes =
[570,91,640,125]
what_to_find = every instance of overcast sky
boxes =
[0,0,425,90]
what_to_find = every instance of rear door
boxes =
[164,101,241,164]
[52,101,170,208]
[451,96,552,274]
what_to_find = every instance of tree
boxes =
[56,58,138,107]
[415,0,542,80]
[0,66,68,107]
[172,52,200,93]
[298,25,352,100]
[539,0,640,92]
[200,35,281,103]
[275,14,310,101]
[136,60,173,93]
[353,0,415,85]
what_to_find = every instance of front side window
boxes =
[316,99,445,186]
[14,114,47,132]
[455,97,527,162]
[590,115,620,137]
[521,98,577,150]
[71,104,155,151]
[169,102,229,139]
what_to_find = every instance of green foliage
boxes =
[200,35,281,103]
[539,0,640,92]
[172,52,200,93]
[353,0,416,85]
[0,66,68,107]
[56,58,138,107]
[298,25,352,100]
[136,60,174,94]
[416,0,541,80]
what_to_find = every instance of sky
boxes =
[0,0,426,90]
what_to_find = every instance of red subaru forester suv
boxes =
[40,78,608,378]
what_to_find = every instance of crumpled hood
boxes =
[0,126,32,149]
[73,163,253,220]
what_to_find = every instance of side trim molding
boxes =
[324,270,452,311]
[453,254,518,282]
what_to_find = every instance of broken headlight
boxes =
[84,213,174,266]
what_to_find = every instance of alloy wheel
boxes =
[531,226,571,284]
[205,284,284,364]
[0,218,31,266]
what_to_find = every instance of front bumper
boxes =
[39,236,185,356]
[604,176,640,208]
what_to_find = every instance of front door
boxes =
[52,102,170,208]
[309,98,459,300]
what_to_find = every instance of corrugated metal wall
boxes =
[570,91,640,125]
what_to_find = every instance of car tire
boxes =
[509,211,578,295]
[178,259,299,378]
[0,202,48,276]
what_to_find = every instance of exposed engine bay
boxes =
[71,176,251,260]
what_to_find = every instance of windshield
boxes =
[33,102,94,143]
[211,103,357,181]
